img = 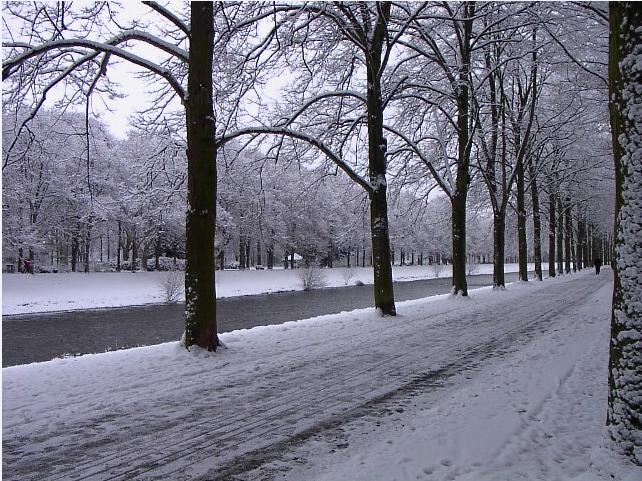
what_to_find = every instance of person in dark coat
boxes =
[594,257,602,275]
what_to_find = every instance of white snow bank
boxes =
[2,263,535,315]
[3,269,637,480]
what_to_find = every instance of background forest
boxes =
[2,0,614,279]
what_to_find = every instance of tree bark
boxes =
[516,158,528,281]
[239,237,246,269]
[116,221,122,272]
[131,229,138,272]
[493,212,506,288]
[564,199,572,274]
[366,2,395,314]
[548,187,556,278]
[528,159,543,280]
[450,3,474,297]
[267,240,274,269]
[451,194,468,295]
[577,215,585,271]
[155,229,161,271]
[84,221,91,273]
[607,2,642,463]
[184,1,219,350]
[557,197,564,275]
[71,225,79,272]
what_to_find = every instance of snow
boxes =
[2,263,535,315]
[609,10,642,462]
[2,269,639,480]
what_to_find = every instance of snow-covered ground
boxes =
[3,269,638,480]
[2,263,534,315]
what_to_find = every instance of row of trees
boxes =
[3,106,611,275]
[2,1,639,463]
[2,1,613,340]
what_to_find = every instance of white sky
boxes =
[94,67,153,139]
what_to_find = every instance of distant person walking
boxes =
[594,257,602,275]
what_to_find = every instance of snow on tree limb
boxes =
[3,32,187,99]
[281,90,367,127]
[382,123,453,197]
[142,1,190,37]
[216,126,373,194]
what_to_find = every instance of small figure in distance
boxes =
[594,257,602,275]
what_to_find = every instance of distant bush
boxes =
[467,262,480,276]
[341,267,355,286]
[160,270,183,303]
[298,265,327,291]
[431,262,445,278]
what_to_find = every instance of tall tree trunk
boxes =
[267,240,274,269]
[366,3,396,314]
[585,223,592,268]
[608,2,642,463]
[577,215,585,271]
[529,160,543,280]
[493,212,506,288]
[516,159,528,281]
[155,228,161,271]
[450,3,474,296]
[184,1,219,350]
[71,225,80,272]
[239,237,246,269]
[564,199,572,274]
[256,241,262,266]
[116,221,122,272]
[142,242,149,272]
[84,221,91,273]
[548,188,556,278]
[557,197,564,275]
[131,229,138,272]
[451,195,468,295]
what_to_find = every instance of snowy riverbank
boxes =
[2,263,535,315]
[2,269,638,480]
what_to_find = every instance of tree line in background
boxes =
[2,107,612,276]
[3,1,640,464]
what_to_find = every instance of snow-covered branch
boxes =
[216,126,373,194]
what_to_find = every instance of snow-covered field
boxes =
[2,263,534,315]
[3,269,638,480]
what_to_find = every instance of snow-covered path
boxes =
[3,270,632,480]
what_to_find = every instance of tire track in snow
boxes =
[2,272,609,481]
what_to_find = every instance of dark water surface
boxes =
[2,272,526,367]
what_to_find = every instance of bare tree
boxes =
[3,2,267,350]
[217,2,428,315]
